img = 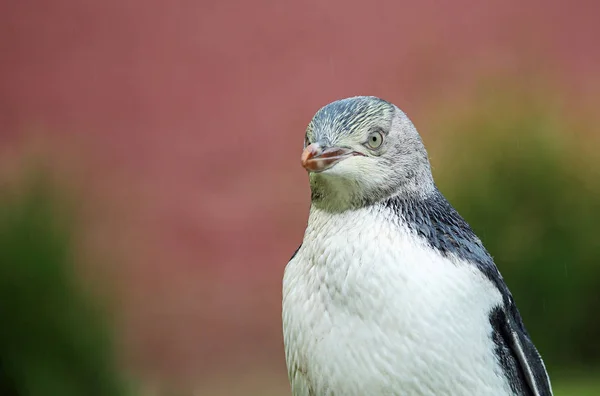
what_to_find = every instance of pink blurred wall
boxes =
[1,0,599,392]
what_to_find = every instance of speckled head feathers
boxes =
[305,96,435,211]
[306,96,394,147]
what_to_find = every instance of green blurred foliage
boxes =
[431,86,600,374]
[0,177,130,396]
[554,376,600,396]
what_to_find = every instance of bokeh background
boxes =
[1,0,599,395]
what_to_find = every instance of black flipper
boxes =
[489,299,553,396]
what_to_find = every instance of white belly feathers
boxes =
[282,206,513,396]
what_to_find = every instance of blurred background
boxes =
[1,0,599,395]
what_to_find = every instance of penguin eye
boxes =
[366,131,384,149]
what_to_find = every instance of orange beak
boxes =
[301,143,363,172]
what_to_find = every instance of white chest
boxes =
[282,207,512,396]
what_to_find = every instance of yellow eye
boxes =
[367,131,384,149]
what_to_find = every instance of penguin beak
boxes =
[301,143,363,173]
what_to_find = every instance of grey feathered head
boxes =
[301,96,435,211]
